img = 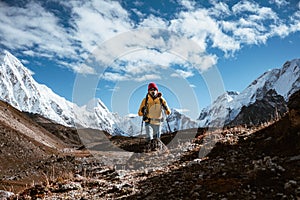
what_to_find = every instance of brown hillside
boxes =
[0,100,85,193]
[1,91,299,199]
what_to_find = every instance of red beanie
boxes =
[148,82,158,91]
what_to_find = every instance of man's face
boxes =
[149,88,157,97]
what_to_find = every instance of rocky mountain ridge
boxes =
[0,50,197,136]
[2,89,299,199]
[198,59,300,127]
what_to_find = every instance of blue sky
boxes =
[0,0,300,119]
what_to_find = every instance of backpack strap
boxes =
[142,94,149,122]
[145,93,149,107]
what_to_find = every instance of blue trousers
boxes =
[145,122,161,141]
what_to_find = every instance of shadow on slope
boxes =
[109,128,207,153]
[0,100,87,193]
[123,90,300,199]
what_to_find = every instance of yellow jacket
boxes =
[138,93,171,125]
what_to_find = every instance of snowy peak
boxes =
[0,50,115,131]
[3,50,33,77]
[166,108,198,132]
[0,50,77,126]
[114,108,199,137]
[0,50,198,136]
[198,91,239,126]
[213,91,239,104]
[274,59,300,99]
[0,50,39,110]
[198,58,300,127]
[243,59,300,102]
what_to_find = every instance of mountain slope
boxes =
[0,99,72,192]
[0,50,75,126]
[229,89,287,126]
[0,50,118,134]
[0,98,98,195]
[198,59,300,127]
[198,91,239,127]
[13,90,300,199]
[0,50,197,136]
[119,89,300,199]
[0,100,68,150]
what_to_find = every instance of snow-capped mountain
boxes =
[116,108,199,137]
[198,59,300,127]
[198,91,239,127]
[229,89,287,126]
[165,108,199,132]
[0,50,117,133]
[0,50,197,136]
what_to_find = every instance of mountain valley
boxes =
[0,90,299,199]
[0,51,299,199]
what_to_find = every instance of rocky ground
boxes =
[1,91,300,199]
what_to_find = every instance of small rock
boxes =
[284,180,297,189]
[289,155,300,161]
[60,182,82,191]
[0,190,15,199]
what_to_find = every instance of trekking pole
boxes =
[165,115,172,134]
[140,119,144,135]
[139,119,144,152]
[161,106,172,134]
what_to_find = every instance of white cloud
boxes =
[72,63,96,74]
[193,54,218,71]
[135,74,161,82]
[131,8,146,20]
[68,0,132,51]
[231,1,279,27]
[170,9,210,51]
[20,59,30,65]
[269,0,289,8]
[208,1,231,17]
[0,0,299,80]
[139,14,169,28]
[171,69,194,78]
[174,108,190,113]
[0,1,81,70]
[108,86,120,92]
[232,1,259,13]
[290,18,300,33]
[170,7,241,54]
[249,6,278,22]
[218,1,291,46]
[102,72,129,81]
[178,0,196,10]
[270,23,290,38]
[0,0,133,73]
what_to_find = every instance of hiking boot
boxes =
[150,139,157,151]
[156,138,162,150]
[152,138,164,151]
[145,141,151,152]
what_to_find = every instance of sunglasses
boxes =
[149,88,157,91]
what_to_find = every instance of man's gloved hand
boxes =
[143,116,149,122]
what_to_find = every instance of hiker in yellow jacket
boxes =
[138,82,171,150]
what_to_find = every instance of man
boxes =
[138,82,171,151]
